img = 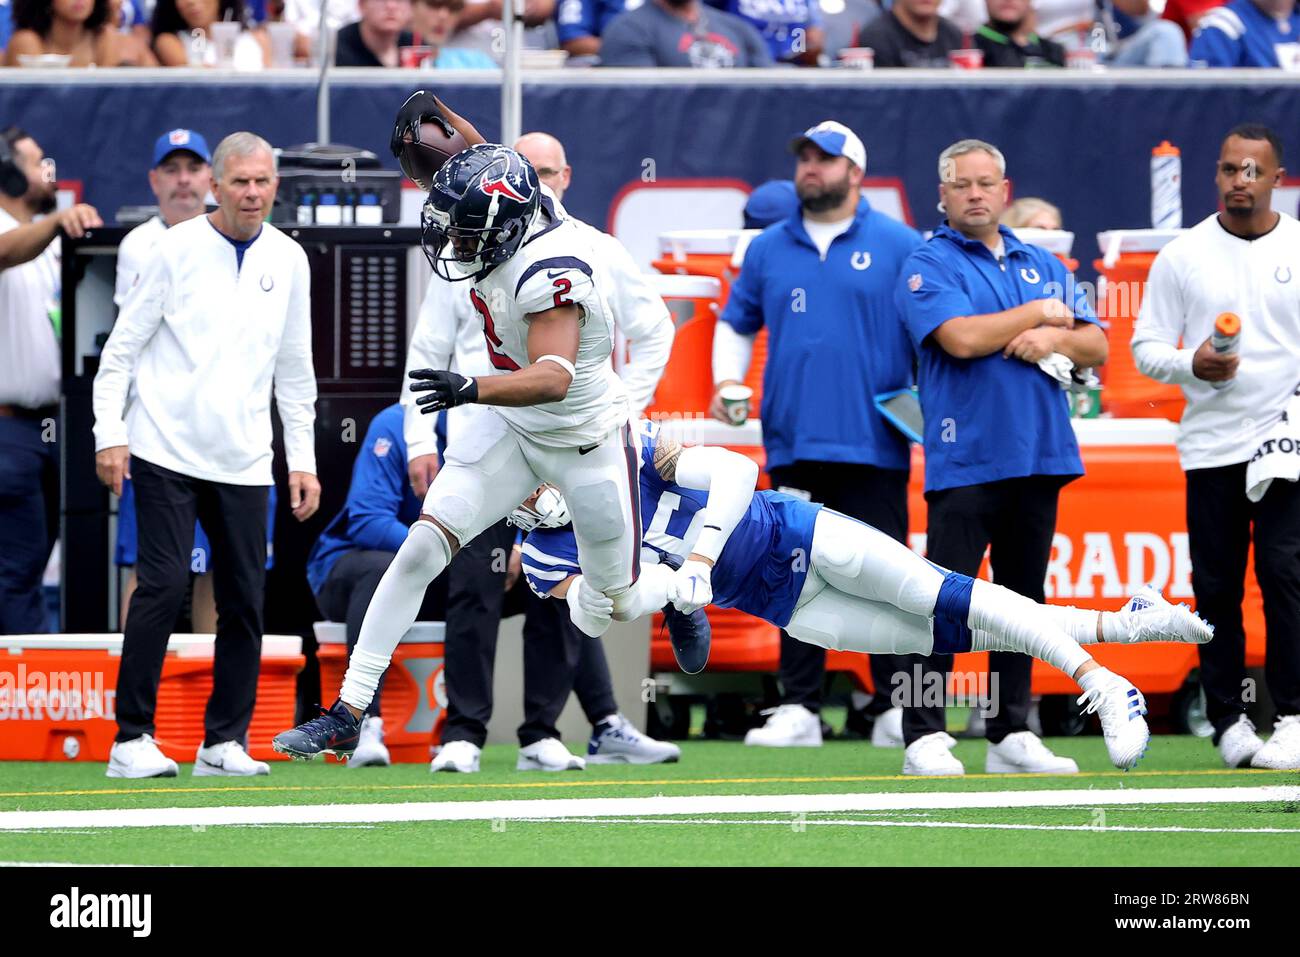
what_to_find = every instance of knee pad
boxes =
[395,520,452,578]
[423,493,476,546]
[815,526,865,579]
[566,479,627,543]
[932,571,974,654]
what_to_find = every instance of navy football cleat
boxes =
[272,700,362,760]
[663,604,711,675]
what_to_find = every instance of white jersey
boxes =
[468,195,630,447]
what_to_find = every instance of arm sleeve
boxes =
[521,532,583,597]
[274,249,318,475]
[1130,248,1198,385]
[1188,21,1242,66]
[403,277,461,460]
[671,445,758,563]
[345,426,414,553]
[556,0,597,42]
[717,241,765,335]
[623,313,674,415]
[712,320,755,384]
[92,252,170,452]
[896,253,976,350]
[596,13,658,65]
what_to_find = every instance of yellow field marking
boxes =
[0,767,1284,801]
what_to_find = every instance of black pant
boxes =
[442,519,620,748]
[767,461,909,714]
[314,548,446,718]
[900,475,1067,747]
[1187,462,1300,739]
[0,413,58,635]
[115,456,269,746]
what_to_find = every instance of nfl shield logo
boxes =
[374,437,392,458]
[908,273,923,292]
[169,129,190,146]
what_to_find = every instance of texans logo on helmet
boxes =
[480,172,530,203]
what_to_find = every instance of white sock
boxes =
[966,579,1092,677]
[340,521,452,712]
[1037,605,1128,644]
[1077,666,1115,694]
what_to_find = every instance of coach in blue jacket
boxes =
[894,139,1107,776]
[711,121,922,748]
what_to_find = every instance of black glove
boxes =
[409,368,479,413]
[390,90,455,159]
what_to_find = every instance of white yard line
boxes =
[517,817,1300,835]
[0,786,1295,831]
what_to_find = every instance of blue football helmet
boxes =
[421,143,540,282]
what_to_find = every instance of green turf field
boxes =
[1,736,1297,866]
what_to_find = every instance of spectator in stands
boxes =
[408,0,497,65]
[151,0,272,66]
[976,0,1066,64]
[1002,196,1063,229]
[712,122,920,749]
[857,0,962,67]
[448,0,558,62]
[1034,0,1188,66]
[820,0,882,61]
[111,0,160,63]
[280,0,360,40]
[1161,0,1223,40]
[334,0,413,64]
[1189,0,1300,66]
[555,0,629,57]
[705,0,824,64]
[598,0,773,65]
[894,138,1104,776]
[5,0,149,64]
[0,128,101,635]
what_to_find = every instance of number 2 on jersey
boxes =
[469,288,521,372]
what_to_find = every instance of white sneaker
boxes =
[517,737,585,771]
[194,740,270,777]
[1077,669,1150,770]
[106,734,179,779]
[870,707,905,749]
[587,713,681,764]
[985,730,1079,774]
[348,716,391,768]
[1218,714,1265,768]
[1116,585,1215,644]
[902,732,965,776]
[430,740,481,773]
[743,704,823,747]
[1250,715,1300,770]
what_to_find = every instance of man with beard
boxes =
[0,127,101,634]
[1132,124,1300,770]
[709,121,920,749]
[974,0,1066,66]
[598,0,772,66]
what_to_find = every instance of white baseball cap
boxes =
[789,121,867,170]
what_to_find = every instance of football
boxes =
[399,123,471,191]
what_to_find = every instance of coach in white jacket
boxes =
[1132,123,1300,772]
[93,132,320,779]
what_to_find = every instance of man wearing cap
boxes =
[0,127,102,635]
[893,138,1106,775]
[710,121,921,749]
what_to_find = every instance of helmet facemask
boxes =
[509,484,572,533]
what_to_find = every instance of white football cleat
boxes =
[517,737,585,771]
[1077,670,1150,770]
[870,706,905,749]
[431,739,481,773]
[743,704,823,748]
[985,730,1078,774]
[1116,585,1214,644]
[1218,715,1265,768]
[587,713,681,764]
[106,734,179,779]
[193,740,270,777]
[348,715,391,768]
[902,732,965,776]
[1250,715,1300,770]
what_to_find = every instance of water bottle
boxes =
[1151,141,1182,229]
[1210,312,1240,392]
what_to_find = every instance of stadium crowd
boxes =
[0,0,1296,68]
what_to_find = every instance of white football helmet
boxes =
[509,484,572,533]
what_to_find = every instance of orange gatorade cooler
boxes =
[314,621,446,763]
[0,634,304,763]
[1094,228,1185,419]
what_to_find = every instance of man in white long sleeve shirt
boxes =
[92,133,321,780]
[401,130,676,773]
[1131,123,1300,771]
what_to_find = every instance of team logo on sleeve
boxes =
[908,273,923,292]
[1019,267,1041,285]
[373,437,392,458]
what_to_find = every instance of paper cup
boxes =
[947,48,984,69]
[719,384,753,426]
[208,22,241,67]
[267,22,297,68]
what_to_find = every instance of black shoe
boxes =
[663,604,711,675]
[272,700,361,760]
[842,706,874,740]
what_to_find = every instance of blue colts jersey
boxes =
[522,420,822,627]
